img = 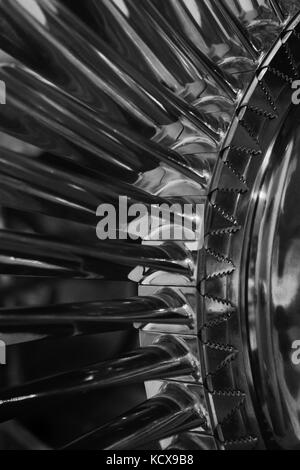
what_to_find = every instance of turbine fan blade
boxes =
[63,386,206,450]
[0,63,213,192]
[0,340,196,423]
[0,0,221,158]
[0,146,177,225]
[0,230,194,279]
[86,0,238,99]
[222,0,283,51]
[0,289,193,337]
[150,0,257,77]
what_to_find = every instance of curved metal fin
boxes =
[0,342,196,423]
[0,230,194,279]
[62,387,206,450]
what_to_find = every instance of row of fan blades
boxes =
[0,0,298,450]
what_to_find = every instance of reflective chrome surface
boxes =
[63,384,207,450]
[248,106,300,449]
[0,289,194,337]
[0,229,194,279]
[0,0,298,452]
[223,0,283,51]
[0,337,198,423]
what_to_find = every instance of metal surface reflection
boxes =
[0,0,299,452]
[247,103,300,449]
[0,338,198,423]
[63,384,207,450]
